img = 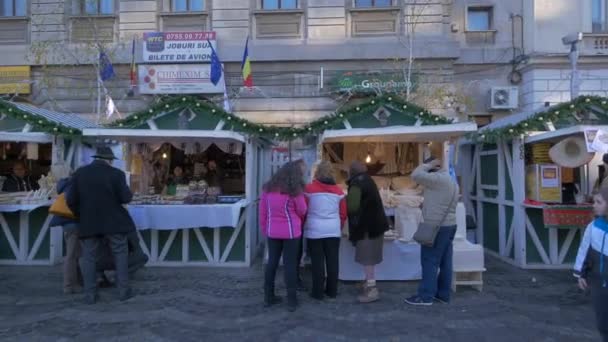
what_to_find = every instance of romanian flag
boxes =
[129,37,137,90]
[241,36,253,88]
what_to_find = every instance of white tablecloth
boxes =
[127,200,248,230]
[339,238,421,281]
[0,202,52,213]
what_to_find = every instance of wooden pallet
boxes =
[452,269,485,292]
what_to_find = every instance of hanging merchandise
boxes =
[26,143,38,160]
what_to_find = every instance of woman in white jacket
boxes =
[574,187,608,342]
[303,161,347,300]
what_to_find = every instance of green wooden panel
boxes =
[0,116,26,131]
[558,228,583,264]
[140,230,152,250]
[480,154,498,186]
[0,212,19,259]
[483,189,498,198]
[30,207,51,260]
[154,109,220,130]
[347,107,417,129]
[188,229,210,262]
[158,230,182,261]
[525,208,550,264]
[482,203,499,253]
[482,143,497,151]
[505,205,514,259]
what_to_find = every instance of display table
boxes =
[0,202,62,265]
[339,237,421,281]
[126,200,251,266]
[127,200,248,230]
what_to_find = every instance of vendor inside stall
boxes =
[0,142,49,193]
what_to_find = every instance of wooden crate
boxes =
[452,269,485,292]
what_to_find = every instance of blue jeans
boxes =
[417,225,457,302]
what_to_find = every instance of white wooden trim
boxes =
[479,150,498,156]
[214,120,226,131]
[0,213,20,259]
[136,230,151,257]
[220,211,246,263]
[512,138,527,267]
[27,214,52,261]
[146,119,158,130]
[505,218,515,257]
[193,228,214,262]
[158,230,178,262]
[213,229,220,262]
[82,128,246,142]
[497,142,506,257]
[480,185,499,191]
[343,119,352,129]
[558,228,581,264]
[475,146,484,245]
[525,214,551,264]
[525,125,608,143]
[321,122,478,143]
[21,123,32,133]
[549,228,559,264]
[470,196,515,206]
[0,132,52,143]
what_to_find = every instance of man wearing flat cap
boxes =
[67,146,136,304]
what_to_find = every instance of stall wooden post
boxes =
[512,137,527,267]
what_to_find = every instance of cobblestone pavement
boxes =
[0,255,601,342]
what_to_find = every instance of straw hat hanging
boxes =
[549,137,595,168]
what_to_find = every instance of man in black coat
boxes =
[67,146,136,304]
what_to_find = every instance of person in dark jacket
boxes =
[96,231,148,278]
[346,161,389,303]
[67,146,136,304]
[50,176,81,294]
[2,161,39,192]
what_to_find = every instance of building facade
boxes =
[0,0,607,127]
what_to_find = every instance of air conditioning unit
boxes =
[490,87,519,110]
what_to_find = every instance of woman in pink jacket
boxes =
[260,162,307,312]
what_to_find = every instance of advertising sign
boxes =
[0,66,30,94]
[333,71,417,93]
[138,64,224,94]
[143,32,217,63]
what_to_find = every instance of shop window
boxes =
[354,0,392,7]
[350,0,399,36]
[161,0,208,32]
[467,6,493,31]
[1,0,27,16]
[593,0,608,33]
[80,0,114,15]
[262,0,297,10]
[255,0,303,38]
[0,0,28,44]
[171,0,204,12]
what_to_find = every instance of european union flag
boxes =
[208,40,222,86]
[99,51,115,82]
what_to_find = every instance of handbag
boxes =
[49,193,76,219]
[413,184,457,247]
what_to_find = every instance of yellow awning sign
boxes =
[0,66,31,95]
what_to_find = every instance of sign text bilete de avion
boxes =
[143,32,217,63]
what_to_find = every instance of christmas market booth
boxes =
[461,96,608,269]
[83,96,271,267]
[0,100,98,265]
[309,94,483,285]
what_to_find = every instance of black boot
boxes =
[264,288,282,307]
[287,289,298,312]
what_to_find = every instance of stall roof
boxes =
[525,125,608,144]
[321,122,477,143]
[9,102,99,130]
[0,132,52,143]
[82,128,246,143]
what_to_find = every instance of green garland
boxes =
[108,93,452,140]
[0,100,81,136]
[468,95,608,144]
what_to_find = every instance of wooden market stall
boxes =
[0,100,98,265]
[83,96,270,267]
[311,94,482,282]
[461,96,608,269]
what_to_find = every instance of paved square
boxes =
[0,256,600,341]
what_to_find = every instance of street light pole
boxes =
[569,41,580,99]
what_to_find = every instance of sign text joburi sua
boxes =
[143,32,217,63]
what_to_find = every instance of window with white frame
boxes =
[354,0,392,7]
[262,0,297,10]
[81,0,114,15]
[593,0,607,32]
[1,0,26,16]
[171,0,204,12]
[467,6,493,31]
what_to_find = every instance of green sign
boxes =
[334,71,417,93]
